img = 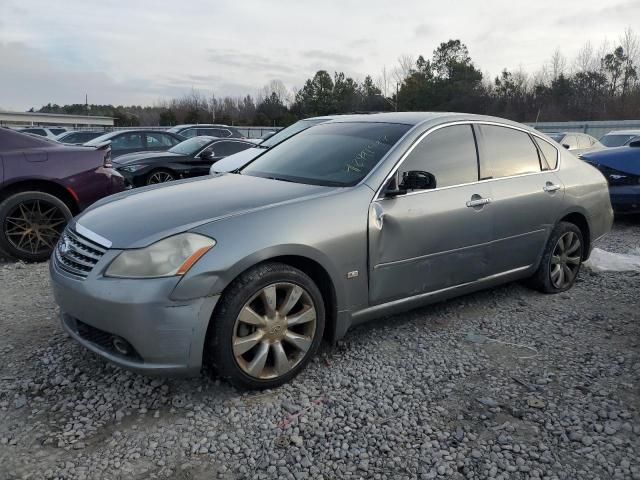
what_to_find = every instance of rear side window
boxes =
[478,125,541,179]
[211,141,251,156]
[111,133,143,150]
[399,125,478,189]
[146,132,177,147]
[180,128,197,138]
[577,135,591,149]
[533,137,558,170]
[201,128,231,138]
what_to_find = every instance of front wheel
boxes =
[207,262,325,390]
[527,221,584,293]
[145,169,175,185]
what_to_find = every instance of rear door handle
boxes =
[466,197,491,207]
[543,183,561,193]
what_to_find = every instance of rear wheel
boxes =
[145,169,175,185]
[0,191,72,262]
[207,262,325,390]
[527,221,584,293]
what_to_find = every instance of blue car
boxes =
[581,142,640,214]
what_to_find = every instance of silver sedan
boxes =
[49,112,613,389]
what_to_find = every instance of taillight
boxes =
[103,147,112,168]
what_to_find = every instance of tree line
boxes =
[37,29,639,127]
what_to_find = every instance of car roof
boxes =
[170,124,232,129]
[321,112,536,130]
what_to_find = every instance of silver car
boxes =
[49,112,613,389]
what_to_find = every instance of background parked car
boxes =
[56,130,103,145]
[0,128,125,261]
[113,136,254,187]
[581,141,640,214]
[84,130,183,158]
[546,132,603,155]
[211,115,340,174]
[17,127,66,140]
[599,129,640,148]
[167,124,244,139]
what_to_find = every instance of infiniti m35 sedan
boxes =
[49,113,613,389]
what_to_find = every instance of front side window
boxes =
[577,135,592,149]
[242,122,410,187]
[202,128,231,138]
[180,128,197,138]
[599,134,635,147]
[146,132,176,147]
[169,136,214,156]
[111,133,143,150]
[397,125,478,190]
[563,135,578,149]
[478,125,541,179]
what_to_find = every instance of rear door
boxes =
[368,124,493,305]
[475,124,564,275]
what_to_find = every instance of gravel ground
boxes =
[0,219,639,480]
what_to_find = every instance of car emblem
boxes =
[59,238,70,255]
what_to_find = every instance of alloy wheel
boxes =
[550,231,582,289]
[232,282,317,380]
[147,171,174,184]
[4,199,66,255]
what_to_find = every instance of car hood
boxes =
[113,151,181,166]
[75,173,333,248]
[581,147,640,175]
[210,147,263,173]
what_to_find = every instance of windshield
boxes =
[547,133,565,142]
[261,119,326,148]
[599,134,637,147]
[242,122,411,187]
[169,136,214,155]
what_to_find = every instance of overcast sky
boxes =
[0,0,637,110]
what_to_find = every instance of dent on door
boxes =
[367,185,493,305]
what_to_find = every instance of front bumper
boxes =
[49,255,219,376]
[609,185,640,214]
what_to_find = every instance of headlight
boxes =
[119,164,147,173]
[105,233,215,278]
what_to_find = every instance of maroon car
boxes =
[0,128,125,261]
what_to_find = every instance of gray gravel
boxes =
[0,219,639,480]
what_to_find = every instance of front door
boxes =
[368,124,493,305]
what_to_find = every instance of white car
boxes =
[17,127,67,140]
[599,130,640,148]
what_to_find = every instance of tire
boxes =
[145,169,175,185]
[0,191,72,262]
[527,221,584,294]
[207,262,325,390]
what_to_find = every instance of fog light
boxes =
[112,336,132,356]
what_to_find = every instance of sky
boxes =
[0,0,637,111]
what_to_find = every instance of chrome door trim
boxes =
[372,120,561,201]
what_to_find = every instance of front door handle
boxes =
[543,183,561,193]
[466,197,491,208]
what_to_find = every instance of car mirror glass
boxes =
[400,170,437,191]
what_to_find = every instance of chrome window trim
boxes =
[373,120,561,201]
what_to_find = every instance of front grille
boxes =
[55,228,107,278]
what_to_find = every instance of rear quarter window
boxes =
[533,137,559,170]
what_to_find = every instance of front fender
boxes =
[170,243,345,307]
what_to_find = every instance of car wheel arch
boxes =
[0,178,79,214]
[202,249,342,345]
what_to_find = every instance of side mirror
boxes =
[401,170,436,190]
[629,140,640,148]
[562,144,571,150]
[200,149,214,160]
